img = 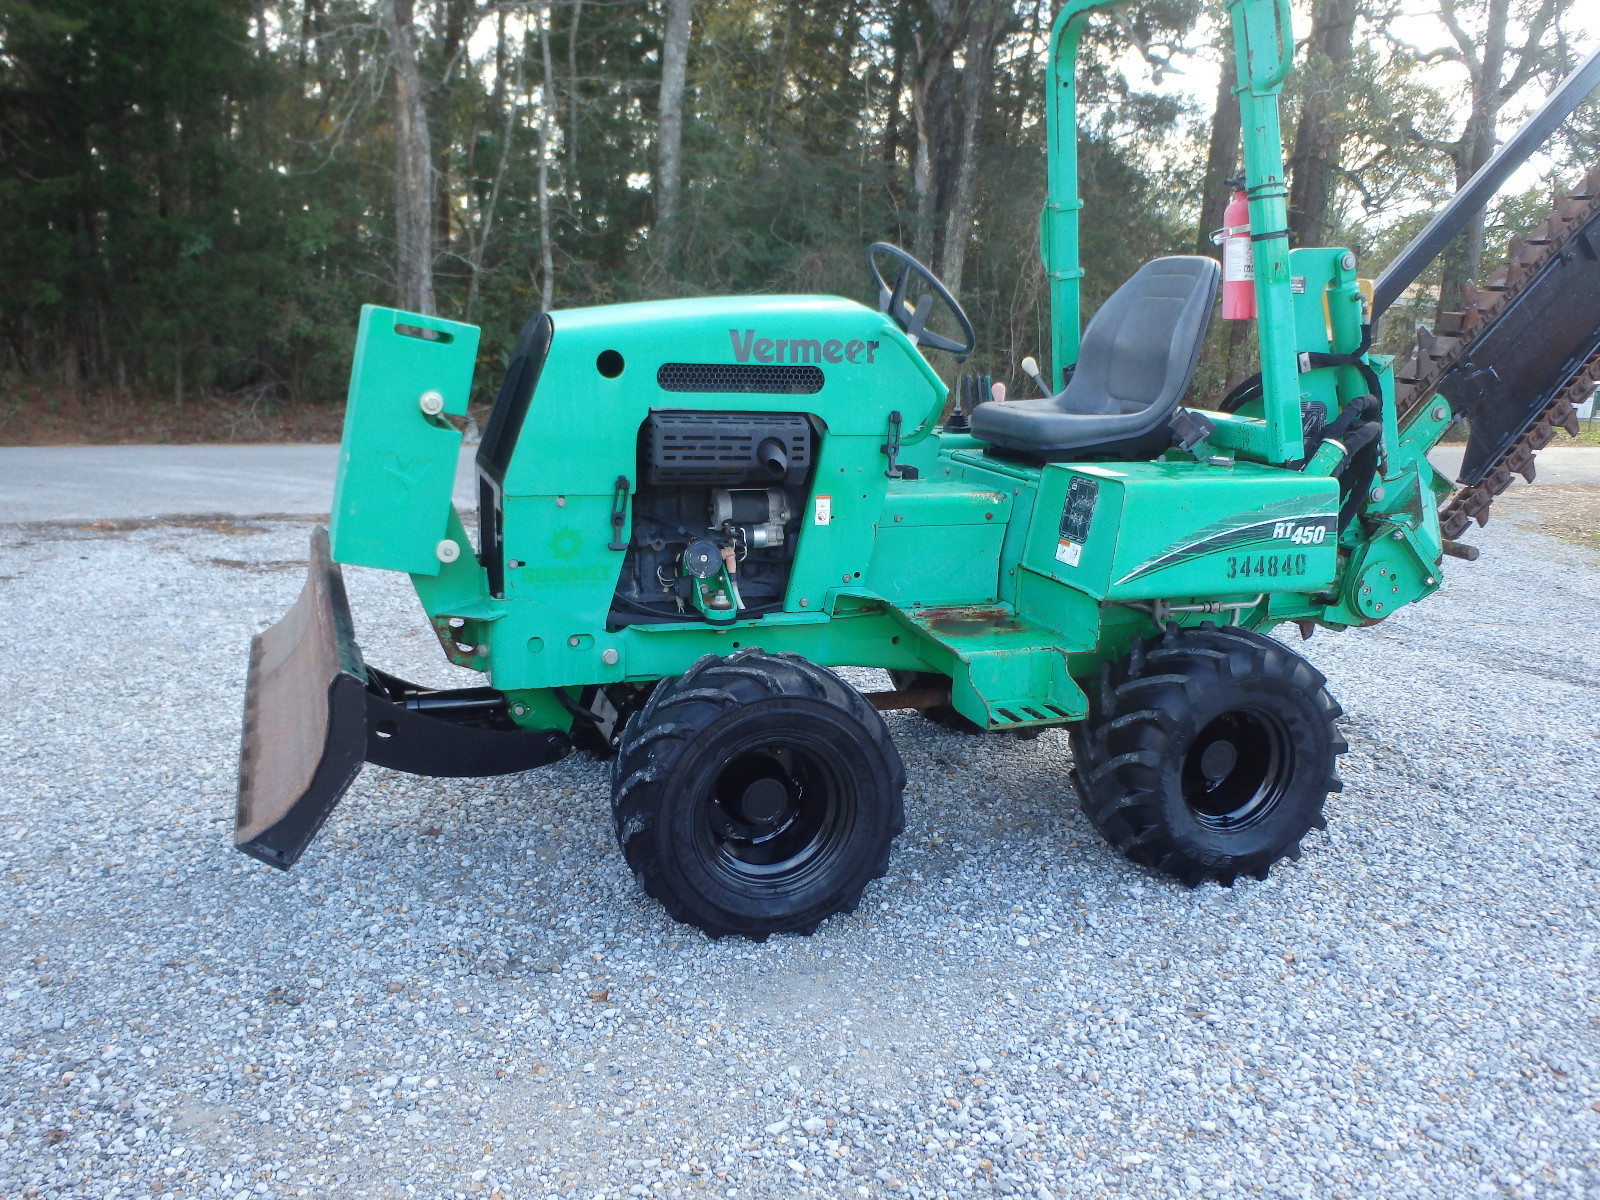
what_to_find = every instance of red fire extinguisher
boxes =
[1215,177,1256,321]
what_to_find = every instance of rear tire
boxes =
[612,649,906,939]
[1069,624,1345,887]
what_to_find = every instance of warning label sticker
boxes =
[1054,476,1098,567]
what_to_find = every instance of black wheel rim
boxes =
[1180,708,1293,829]
[693,737,857,890]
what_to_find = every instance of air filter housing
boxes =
[643,411,812,487]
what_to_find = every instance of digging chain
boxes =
[1390,162,1600,542]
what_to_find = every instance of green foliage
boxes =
[1,0,1592,416]
[0,0,1210,407]
[0,0,375,401]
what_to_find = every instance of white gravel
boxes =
[0,502,1597,1200]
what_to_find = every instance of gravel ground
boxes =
[1,501,1598,1200]
[1484,486,1600,550]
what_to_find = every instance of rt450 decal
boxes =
[1116,512,1338,586]
[1272,520,1331,546]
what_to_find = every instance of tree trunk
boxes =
[910,41,935,261]
[536,0,556,311]
[908,3,971,267]
[1434,0,1512,324]
[881,0,909,165]
[1286,0,1358,247]
[432,0,475,256]
[655,0,691,245]
[1195,52,1241,256]
[382,0,436,315]
[466,10,518,322]
[937,1,1000,298]
[763,1,797,149]
[567,0,585,205]
[296,0,322,76]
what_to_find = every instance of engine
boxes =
[610,411,816,624]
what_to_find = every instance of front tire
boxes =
[611,650,906,939]
[1069,624,1346,887]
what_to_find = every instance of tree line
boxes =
[0,0,1594,413]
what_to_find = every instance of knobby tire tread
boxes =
[611,648,905,939]
[1071,624,1344,888]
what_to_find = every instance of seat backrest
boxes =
[1064,256,1219,416]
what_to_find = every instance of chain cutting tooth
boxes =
[1396,172,1600,555]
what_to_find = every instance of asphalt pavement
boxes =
[0,443,480,523]
[0,442,1594,524]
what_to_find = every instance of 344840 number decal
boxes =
[1226,553,1308,580]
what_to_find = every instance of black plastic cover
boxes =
[479,313,554,598]
[644,410,812,486]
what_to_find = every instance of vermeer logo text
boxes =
[729,329,879,365]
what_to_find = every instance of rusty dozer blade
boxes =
[235,526,369,869]
[236,528,573,870]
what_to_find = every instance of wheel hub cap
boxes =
[697,742,852,882]
[739,777,789,825]
[1181,709,1292,828]
[1199,739,1238,784]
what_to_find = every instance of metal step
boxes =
[895,604,1087,729]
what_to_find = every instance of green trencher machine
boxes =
[235,0,1600,937]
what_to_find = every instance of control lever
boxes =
[881,410,918,479]
[945,373,996,431]
[945,378,972,431]
[1020,356,1053,398]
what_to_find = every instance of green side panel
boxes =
[1019,465,1126,602]
[490,603,629,691]
[502,493,623,624]
[330,306,481,576]
[865,478,1010,608]
[1023,460,1339,602]
[1012,567,1101,650]
[615,610,933,680]
[796,432,894,615]
[499,295,945,499]
[483,491,633,691]
[929,452,1041,606]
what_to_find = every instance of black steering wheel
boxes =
[866,242,976,362]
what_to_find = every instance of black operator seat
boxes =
[969,256,1220,460]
